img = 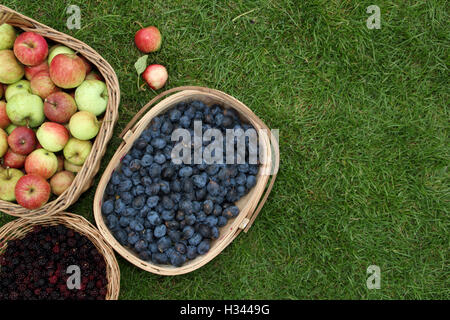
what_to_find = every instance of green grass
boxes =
[1,0,448,299]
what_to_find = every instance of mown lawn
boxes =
[0,0,448,299]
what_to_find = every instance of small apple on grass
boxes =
[3,149,27,169]
[49,53,86,89]
[0,24,17,50]
[63,138,92,166]
[143,64,168,90]
[24,61,49,80]
[0,128,8,157]
[0,168,24,201]
[15,174,51,209]
[135,26,162,53]
[13,31,48,66]
[6,93,45,128]
[24,148,58,179]
[36,122,69,152]
[75,80,108,116]
[64,159,82,173]
[5,80,31,101]
[7,126,36,155]
[69,111,100,141]
[0,101,11,129]
[30,71,60,99]
[43,92,77,123]
[0,50,25,84]
[50,171,75,196]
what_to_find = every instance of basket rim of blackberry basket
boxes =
[0,212,121,300]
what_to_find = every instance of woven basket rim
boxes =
[0,5,120,219]
[93,86,278,276]
[0,212,121,300]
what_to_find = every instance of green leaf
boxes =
[134,55,148,76]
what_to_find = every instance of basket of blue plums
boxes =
[94,86,278,275]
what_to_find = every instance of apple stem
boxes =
[134,21,145,29]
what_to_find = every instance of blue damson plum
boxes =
[103,100,261,267]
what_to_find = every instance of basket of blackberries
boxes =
[94,86,279,275]
[0,212,120,299]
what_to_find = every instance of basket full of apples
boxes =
[0,5,120,218]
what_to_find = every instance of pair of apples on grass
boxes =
[0,24,108,210]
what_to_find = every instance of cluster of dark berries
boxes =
[0,225,108,300]
[102,100,259,267]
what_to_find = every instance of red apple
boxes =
[24,148,58,179]
[49,53,86,89]
[142,64,168,90]
[15,174,51,209]
[24,61,49,80]
[30,71,60,99]
[79,55,92,75]
[36,122,69,152]
[0,101,11,129]
[50,170,75,196]
[13,32,48,66]
[135,26,162,53]
[85,70,103,81]
[64,159,82,173]
[43,92,77,123]
[7,126,37,155]
[3,149,27,169]
[56,155,64,172]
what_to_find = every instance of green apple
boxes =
[0,127,7,157]
[6,93,45,128]
[5,80,31,101]
[63,137,92,166]
[5,124,17,134]
[75,80,108,116]
[0,24,17,50]
[0,50,25,84]
[48,45,75,64]
[64,159,82,173]
[69,110,100,141]
[0,168,24,201]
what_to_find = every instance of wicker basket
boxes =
[0,212,120,299]
[93,86,279,275]
[0,5,120,218]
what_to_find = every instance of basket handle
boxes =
[119,86,216,139]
